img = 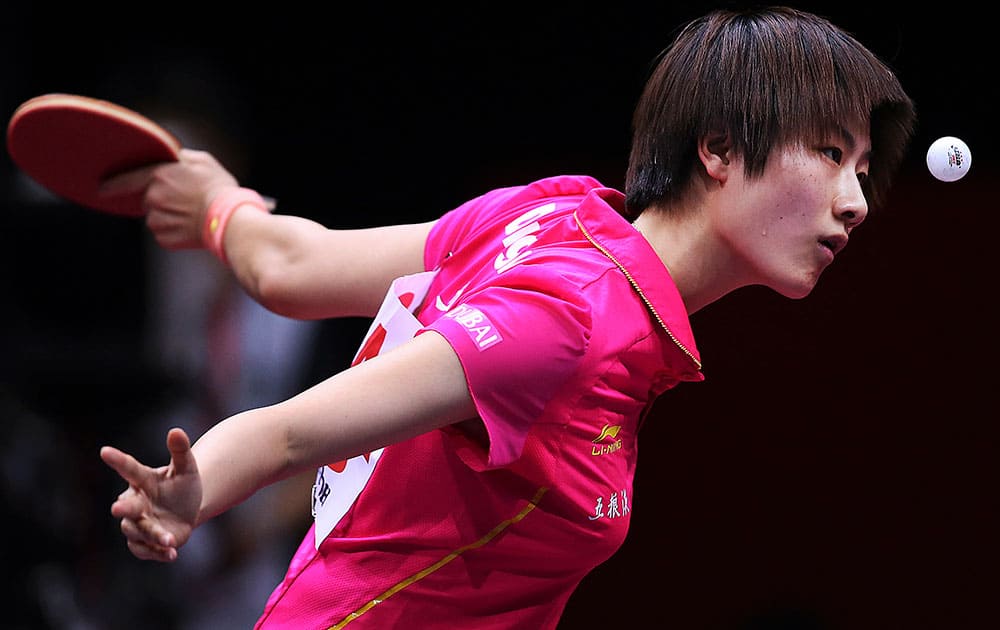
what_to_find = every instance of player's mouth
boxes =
[819,234,848,256]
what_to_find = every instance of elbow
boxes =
[253,271,303,318]
[253,264,305,318]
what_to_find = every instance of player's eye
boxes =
[856,171,869,185]
[821,147,843,164]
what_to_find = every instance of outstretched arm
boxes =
[101,149,436,319]
[102,330,474,562]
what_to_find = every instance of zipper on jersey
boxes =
[574,212,702,371]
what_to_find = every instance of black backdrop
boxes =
[2,3,996,628]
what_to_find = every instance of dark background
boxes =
[2,3,996,629]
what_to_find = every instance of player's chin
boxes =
[770,273,821,300]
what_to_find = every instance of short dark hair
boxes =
[624,6,916,216]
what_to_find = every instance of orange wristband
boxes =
[203,187,268,264]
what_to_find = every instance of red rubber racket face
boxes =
[6,93,181,216]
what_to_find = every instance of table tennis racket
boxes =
[6,93,182,217]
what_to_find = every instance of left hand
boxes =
[100,427,203,562]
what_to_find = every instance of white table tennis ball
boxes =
[926,136,971,182]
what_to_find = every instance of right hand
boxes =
[100,148,239,251]
[100,427,203,562]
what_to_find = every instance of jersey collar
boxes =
[574,187,702,376]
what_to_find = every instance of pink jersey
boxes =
[256,175,703,629]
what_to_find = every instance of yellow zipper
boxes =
[328,487,549,629]
[574,212,702,370]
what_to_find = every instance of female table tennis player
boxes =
[100,7,915,628]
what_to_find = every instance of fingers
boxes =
[166,428,198,476]
[99,149,209,197]
[103,433,196,563]
[120,515,177,549]
[103,149,242,252]
[110,490,146,521]
[124,529,179,563]
[128,541,178,563]
[143,218,190,251]
[98,164,161,197]
[110,486,181,562]
[100,445,152,489]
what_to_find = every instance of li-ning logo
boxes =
[591,423,623,457]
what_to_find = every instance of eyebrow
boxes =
[838,125,873,161]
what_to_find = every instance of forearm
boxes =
[191,331,474,523]
[138,151,432,318]
[189,407,299,524]
[220,207,435,320]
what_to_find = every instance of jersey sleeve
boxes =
[419,265,592,470]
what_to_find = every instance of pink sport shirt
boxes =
[255,175,703,629]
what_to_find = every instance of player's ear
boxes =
[698,132,732,183]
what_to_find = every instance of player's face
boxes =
[718,121,871,298]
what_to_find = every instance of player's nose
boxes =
[833,175,868,230]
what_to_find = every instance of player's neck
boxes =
[632,205,750,315]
